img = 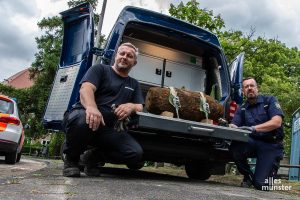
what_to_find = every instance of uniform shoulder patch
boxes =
[275,102,281,110]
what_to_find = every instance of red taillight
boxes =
[0,116,20,126]
[229,101,238,120]
[79,7,88,13]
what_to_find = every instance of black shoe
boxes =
[81,148,102,177]
[84,165,101,177]
[241,179,252,188]
[63,155,80,177]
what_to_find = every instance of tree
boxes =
[19,0,99,139]
[168,0,300,155]
[68,0,98,9]
[27,15,63,138]
[169,0,225,34]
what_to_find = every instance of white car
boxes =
[0,95,24,164]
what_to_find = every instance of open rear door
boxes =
[43,3,94,130]
[229,52,244,105]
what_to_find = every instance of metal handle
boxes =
[60,75,68,83]
[166,71,172,77]
[188,126,215,133]
[155,68,162,75]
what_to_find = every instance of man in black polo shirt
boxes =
[63,42,144,177]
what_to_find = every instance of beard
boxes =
[247,93,256,99]
[246,92,258,103]
[116,63,132,73]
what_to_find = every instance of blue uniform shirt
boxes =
[232,95,284,139]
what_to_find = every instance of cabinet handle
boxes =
[166,71,172,77]
[155,68,162,75]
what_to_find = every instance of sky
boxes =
[1,0,300,82]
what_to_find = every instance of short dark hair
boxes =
[243,77,255,81]
[242,77,258,86]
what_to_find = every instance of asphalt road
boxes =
[0,156,46,179]
[0,156,298,200]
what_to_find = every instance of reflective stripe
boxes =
[168,87,181,118]
[229,101,237,120]
[199,92,210,120]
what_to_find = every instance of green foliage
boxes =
[68,0,98,10]
[0,84,30,116]
[25,0,100,140]
[259,75,299,155]
[2,0,102,151]
[25,15,63,139]
[169,1,225,34]
[168,0,300,156]
[22,143,42,155]
[49,133,65,157]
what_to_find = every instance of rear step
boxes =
[134,112,249,142]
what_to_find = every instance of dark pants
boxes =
[230,137,283,190]
[63,108,143,165]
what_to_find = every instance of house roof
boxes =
[2,68,34,89]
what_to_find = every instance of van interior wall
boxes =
[122,37,222,103]
[122,25,222,104]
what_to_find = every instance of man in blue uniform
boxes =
[229,77,284,190]
[62,42,144,177]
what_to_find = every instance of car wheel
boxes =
[185,161,211,180]
[5,150,18,164]
[126,161,145,170]
[16,152,22,162]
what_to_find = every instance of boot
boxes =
[81,148,102,177]
[63,155,80,177]
[241,175,252,188]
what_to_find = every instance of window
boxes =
[0,99,13,114]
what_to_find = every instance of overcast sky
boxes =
[1,0,300,82]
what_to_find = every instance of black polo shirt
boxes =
[77,64,144,126]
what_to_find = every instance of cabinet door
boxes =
[129,54,163,85]
[164,61,206,92]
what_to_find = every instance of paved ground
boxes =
[0,156,299,200]
[0,156,47,179]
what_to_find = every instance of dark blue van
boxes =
[44,3,246,180]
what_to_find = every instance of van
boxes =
[44,3,247,180]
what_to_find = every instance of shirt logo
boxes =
[124,86,134,91]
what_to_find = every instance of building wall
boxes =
[2,68,34,89]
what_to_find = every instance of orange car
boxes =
[0,95,24,164]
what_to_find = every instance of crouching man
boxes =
[229,77,284,190]
[62,42,144,177]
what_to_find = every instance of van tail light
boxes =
[229,101,238,120]
[0,116,20,126]
[79,7,88,12]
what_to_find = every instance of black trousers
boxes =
[63,108,143,165]
[230,137,283,190]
